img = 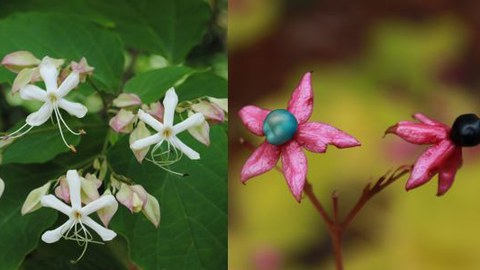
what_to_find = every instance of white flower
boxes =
[1,57,88,152]
[130,88,205,174]
[40,170,117,261]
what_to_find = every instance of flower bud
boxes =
[0,178,4,198]
[115,184,148,213]
[192,100,225,122]
[11,67,41,93]
[142,193,161,228]
[1,51,41,73]
[71,57,94,82]
[54,176,70,202]
[112,93,142,108]
[21,182,51,215]
[80,173,101,204]
[207,97,228,113]
[109,109,136,133]
[97,190,118,227]
[187,111,210,146]
[142,102,164,122]
[129,121,151,162]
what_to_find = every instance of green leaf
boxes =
[88,0,212,63]
[1,115,106,165]
[176,72,227,100]
[0,0,211,64]
[0,13,124,92]
[108,126,227,269]
[124,66,194,103]
[0,164,58,270]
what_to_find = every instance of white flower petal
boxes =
[26,103,53,126]
[0,178,4,198]
[19,85,47,101]
[41,219,74,243]
[138,109,163,132]
[41,194,72,216]
[82,216,117,241]
[162,88,178,127]
[66,170,82,209]
[56,99,88,118]
[130,134,162,150]
[57,71,79,97]
[173,113,204,135]
[81,195,117,216]
[39,57,59,92]
[171,136,200,160]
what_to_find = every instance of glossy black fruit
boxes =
[450,114,480,147]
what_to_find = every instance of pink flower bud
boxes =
[1,51,41,73]
[142,193,161,227]
[142,102,164,122]
[112,93,142,108]
[192,101,225,122]
[129,121,151,162]
[109,109,136,133]
[54,176,70,203]
[22,182,51,215]
[115,184,148,213]
[207,97,228,113]
[97,190,118,227]
[71,57,94,82]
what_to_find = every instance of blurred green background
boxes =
[229,0,480,269]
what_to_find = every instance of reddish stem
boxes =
[239,138,410,270]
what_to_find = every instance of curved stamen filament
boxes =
[62,220,103,263]
[53,104,84,136]
[146,139,185,176]
[0,123,34,140]
[52,104,76,152]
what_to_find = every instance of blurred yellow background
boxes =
[229,0,480,269]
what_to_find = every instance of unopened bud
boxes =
[22,182,51,215]
[142,194,161,227]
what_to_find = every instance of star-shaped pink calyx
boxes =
[239,72,361,201]
[385,113,480,195]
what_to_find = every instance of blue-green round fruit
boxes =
[263,109,298,145]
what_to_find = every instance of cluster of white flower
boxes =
[0,51,227,262]
[0,51,93,152]
[109,88,228,175]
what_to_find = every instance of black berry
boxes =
[450,114,480,147]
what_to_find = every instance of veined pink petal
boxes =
[406,140,456,191]
[413,113,449,128]
[296,122,360,153]
[281,140,307,202]
[287,72,313,124]
[437,147,462,196]
[238,105,270,136]
[385,122,448,145]
[241,141,280,182]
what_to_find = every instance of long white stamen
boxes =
[146,140,185,176]
[0,122,35,140]
[54,104,84,136]
[53,105,76,152]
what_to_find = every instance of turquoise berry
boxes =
[263,109,298,145]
